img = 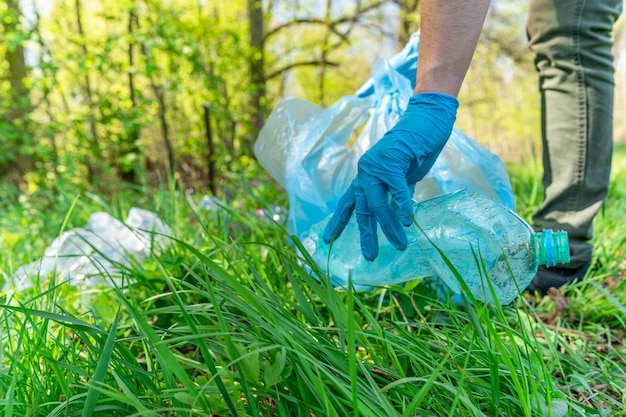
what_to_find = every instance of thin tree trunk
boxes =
[121,7,141,183]
[6,5,28,99]
[31,6,60,173]
[203,103,217,195]
[318,0,332,105]
[153,84,175,174]
[136,15,176,175]
[247,0,266,154]
[74,0,101,182]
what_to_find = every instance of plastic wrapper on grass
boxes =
[3,208,171,292]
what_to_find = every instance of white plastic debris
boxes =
[3,208,171,291]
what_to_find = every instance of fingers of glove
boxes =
[323,185,356,244]
[377,165,414,228]
[358,135,414,230]
[390,182,416,227]
[361,177,408,252]
[354,184,379,261]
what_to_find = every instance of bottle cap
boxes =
[553,231,570,265]
[535,229,570,267]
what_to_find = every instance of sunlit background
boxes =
[2,0,625,192]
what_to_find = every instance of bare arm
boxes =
[415,0,491,97]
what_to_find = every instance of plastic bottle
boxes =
[304,189,570,305]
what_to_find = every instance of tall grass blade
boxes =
[81,306,121,417]
[346,278,358,416]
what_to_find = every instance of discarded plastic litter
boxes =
[3,208,171,291]
[253,32,538,303]
[254,32,514,241]
[305,189,570,305]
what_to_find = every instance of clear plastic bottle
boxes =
[305,189,570,305]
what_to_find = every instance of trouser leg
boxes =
[527,0,622,268]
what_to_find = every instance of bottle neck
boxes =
[533,229,570,267]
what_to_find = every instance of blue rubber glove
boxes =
[323,92,459,261]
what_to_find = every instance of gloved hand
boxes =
[323,92,459,260]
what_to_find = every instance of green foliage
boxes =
[2,0,626,194]
[0,0,394,193]
[0,0,419,193]
[1,146,625,415]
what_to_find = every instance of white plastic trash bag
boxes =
[3,208,171,291]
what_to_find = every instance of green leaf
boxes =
[173,392,196,405]
[235,343,260,385]
[263,348,286,388]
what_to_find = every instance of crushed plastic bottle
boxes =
[305,189,570,305]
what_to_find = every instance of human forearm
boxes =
[415,0,491,97]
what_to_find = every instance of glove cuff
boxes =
[410,92,459,113]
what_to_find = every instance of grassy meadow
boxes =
[0,143,625,416]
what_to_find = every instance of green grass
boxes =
[1,147,625,416]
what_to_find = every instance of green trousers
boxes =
[527,0,623,267]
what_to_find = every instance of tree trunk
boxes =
[203,102,217,195]
[247,0,266,155]
[74,0,101,182]
[135,14,177,176]
[318,0,333,106]
[120,7,141,184]
[0,0,32,182]
[153,84,176,174]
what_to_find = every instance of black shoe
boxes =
[526,263,590,294]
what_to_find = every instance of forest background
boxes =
[2,0,625,197]
[2,1,626,415]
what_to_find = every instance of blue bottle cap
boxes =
[554,230,571,265]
